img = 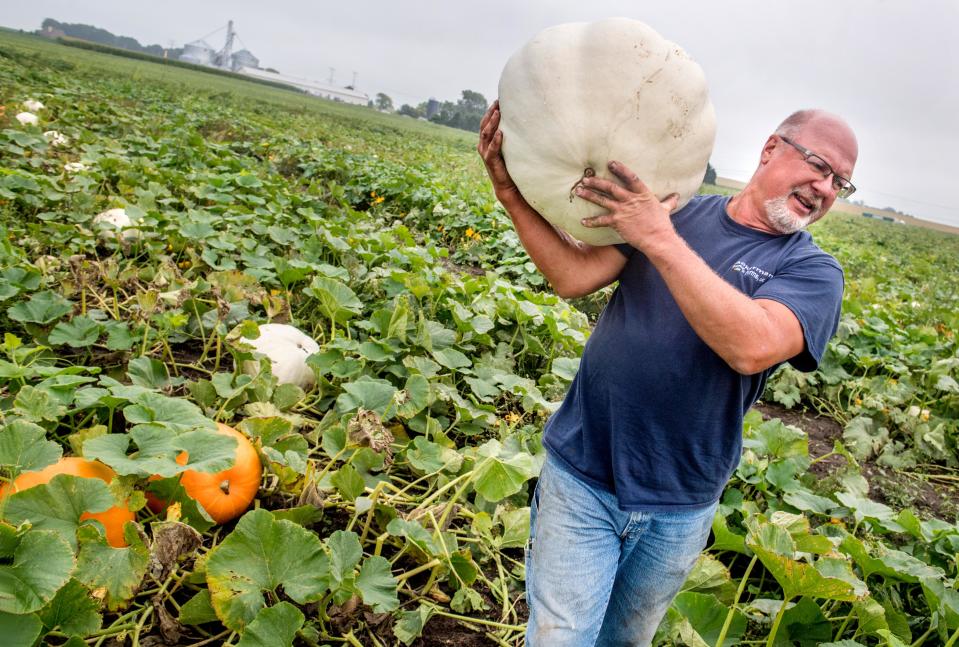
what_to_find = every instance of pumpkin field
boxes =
[2,29,959,647]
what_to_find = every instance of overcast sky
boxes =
[5,1,958,227]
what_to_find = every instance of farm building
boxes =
[237,67,370,105]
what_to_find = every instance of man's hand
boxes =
[575,161,680,253]
[477,101,522,203]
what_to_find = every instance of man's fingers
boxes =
[580,214,613,228]
[580,177,630,202]
[607,160,652,195]
[574,186,612,209]
[661,193,680,213]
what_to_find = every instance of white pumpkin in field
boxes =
[44,130,69,147]
[23,99,45,112]
[241,323,319,388]
[497,18,716,245]
[16,112,39,126]
[93,207,140,243]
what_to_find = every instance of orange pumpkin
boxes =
[147,423,261,524]
[1,457,135,548]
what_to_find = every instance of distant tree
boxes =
[375,93,394,112]
[703,162,717,185]
[428,90,488,132]
[266,67,280,74]
[39,18,170,58]
[397,104,423,118]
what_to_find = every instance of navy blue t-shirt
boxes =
[543,194,844,511]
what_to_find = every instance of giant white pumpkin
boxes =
[497,18,716,245]
[241,323,319,388]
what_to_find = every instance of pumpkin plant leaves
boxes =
[75,524,150,611]
[122,392,215,434]
[126,356,171,390]
[178,589,219,626]
[235,601,304,647]
[0,610,43,647]
[671,591,747,647]
[355,555,399,613]
[0,419,62,478]
[2,474,115,550]
[470,439,538,502]
[48,316,102,348]
[6,290,73,325]
[0,529,75,614]
[37,578,102,638]
[206,509,330,631]
[83,427,236,478]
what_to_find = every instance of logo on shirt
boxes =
[731,261,773,283]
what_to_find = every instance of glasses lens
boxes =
[833,177,855,198]
[806,155,832,177]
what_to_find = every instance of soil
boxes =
[753,401,959,522]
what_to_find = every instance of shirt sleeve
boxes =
[752,253,844,372]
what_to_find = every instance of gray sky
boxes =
[5,1,958,227]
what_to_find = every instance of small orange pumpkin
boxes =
[147,423,261,524]
[1,457,136,548]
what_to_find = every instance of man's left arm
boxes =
[576,163,812,376]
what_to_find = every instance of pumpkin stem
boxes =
[219,480,230,495]
[569,167,596,202]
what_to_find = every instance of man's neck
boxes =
[726,191,779,235]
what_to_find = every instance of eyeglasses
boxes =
[779,136,856,199]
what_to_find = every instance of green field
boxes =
[2,29,959,647]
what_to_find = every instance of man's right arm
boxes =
[478,102,627,299]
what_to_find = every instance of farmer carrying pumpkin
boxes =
[478,18,857,647]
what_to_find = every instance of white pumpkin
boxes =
[93,207,140,243]
[23,99,45,112]
[44,130,70,147]
[241,323,319,388]
[65,161,88,173]
[16,112,39,126]
[497,18,716,245]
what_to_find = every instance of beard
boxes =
[764,194,819,234]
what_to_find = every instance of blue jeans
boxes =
[525,453,718,647]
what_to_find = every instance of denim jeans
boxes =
[525,453,718,647]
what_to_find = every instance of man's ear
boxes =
[759,135,779,166]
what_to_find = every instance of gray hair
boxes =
[774,110,821,138]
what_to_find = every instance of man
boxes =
[477,103,857,646]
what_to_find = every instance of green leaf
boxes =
[386,518,440,557]
[0,610,43,647]
[356,555,399,612]
[122,392,216,433]
[0,530,75,614]
[235,602,304,647]
[331,464,366,502]
[471,440,537,502]
[775,596,833,646]
[0,419,62,478]
[431,347,472,370]
[672,591,746,647]
[750,544,864,601]
[206,509,330,631]
[105,321,135,351]
[497,507,530,550]
[7,290,73,325]
[336,377,398,416]
[327,530,363,584]
[48,316,102,348]
[179,589,219,625]
[126,356,171,389]
[393,603,435,645]
[709,512,748,555]
[37,578,102,637]
[3,474,116,550]
[84,427,236,477]
[396,373,430,418]
[550,357,580,381]
[13,385,65,422]
[406,436,462,475]
[307,276,364,323]
[75,524,149,611]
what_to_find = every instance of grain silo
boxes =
[231,49,259,71]
[181,40,215,66]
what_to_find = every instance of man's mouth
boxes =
[791,192,818,215]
